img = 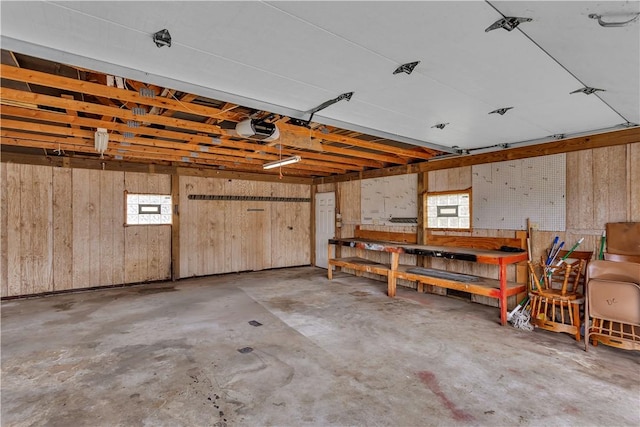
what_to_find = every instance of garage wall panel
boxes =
[124,172,171,284]
[0,163,8,297]
[628,143,640,222]
[1,165,173,296]
[72,169,101,289]
[52,168,73,291]
[179,176,310,278]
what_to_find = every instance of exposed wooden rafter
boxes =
[0,61,442,177]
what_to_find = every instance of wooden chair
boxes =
[553,250,593,295]
[527,257,586,341]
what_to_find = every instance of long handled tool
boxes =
[598,231,606,260]
[555,237,584,266]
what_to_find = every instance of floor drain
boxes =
[238,347,253,354]
[248,320,263,327]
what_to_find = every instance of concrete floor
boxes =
[1,266,639,427]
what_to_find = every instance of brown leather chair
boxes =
[604,253,640,263]
[585,260,640,351]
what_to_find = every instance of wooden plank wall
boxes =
[531,142,640,262]
[320,180,418,286]
[123,172,172,284]
[1,164,171,297]
[325,143,638,305]
[424,145,640,287]
[179,176,310,278]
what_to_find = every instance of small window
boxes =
[126,193,172,225]
[426,189,471,230]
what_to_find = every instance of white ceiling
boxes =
[1,1,638,152]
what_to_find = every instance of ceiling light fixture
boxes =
[263,155,301,170]
[393,61,420,75]
[94,128,109,158]
[152,29,172,47]
[431,123,449,130]
[588,13,639,27]
[570,86,605,95]
[485,16,532,32]
[489,107,513,115]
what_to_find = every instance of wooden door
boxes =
[315,192,335,269]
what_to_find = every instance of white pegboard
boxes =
[361,174,417,225]
[472,154,566,231]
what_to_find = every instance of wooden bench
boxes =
[328,227,529,325]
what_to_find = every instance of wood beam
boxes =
[284,125,435,161]
[0,150,314,184]
[2,105,382,169]
[1,130,340,176]
[1,64,436,160]
[313,127,640,184]
[1,137,324,177]
[171,170,180,281]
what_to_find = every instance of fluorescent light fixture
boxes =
[263,155,301,170]
[94,128,109,157]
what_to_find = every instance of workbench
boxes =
[328,237,528,325]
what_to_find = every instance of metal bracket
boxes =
[485,16,532,32]
[289,92,354,128]
[570,86,605,95]
[489,107,513,115]
[152,29,172,48]
[393,61,420,75]
[589,13,640,28]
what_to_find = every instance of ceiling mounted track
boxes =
[289,92,354,128]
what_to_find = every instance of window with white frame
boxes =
[426,189,471,230]
[126,193,172,225]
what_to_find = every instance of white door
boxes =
[315,192,335,269]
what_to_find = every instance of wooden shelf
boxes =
[395,264,526,299]
[329,257,390,277]
[328,237,528,325]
